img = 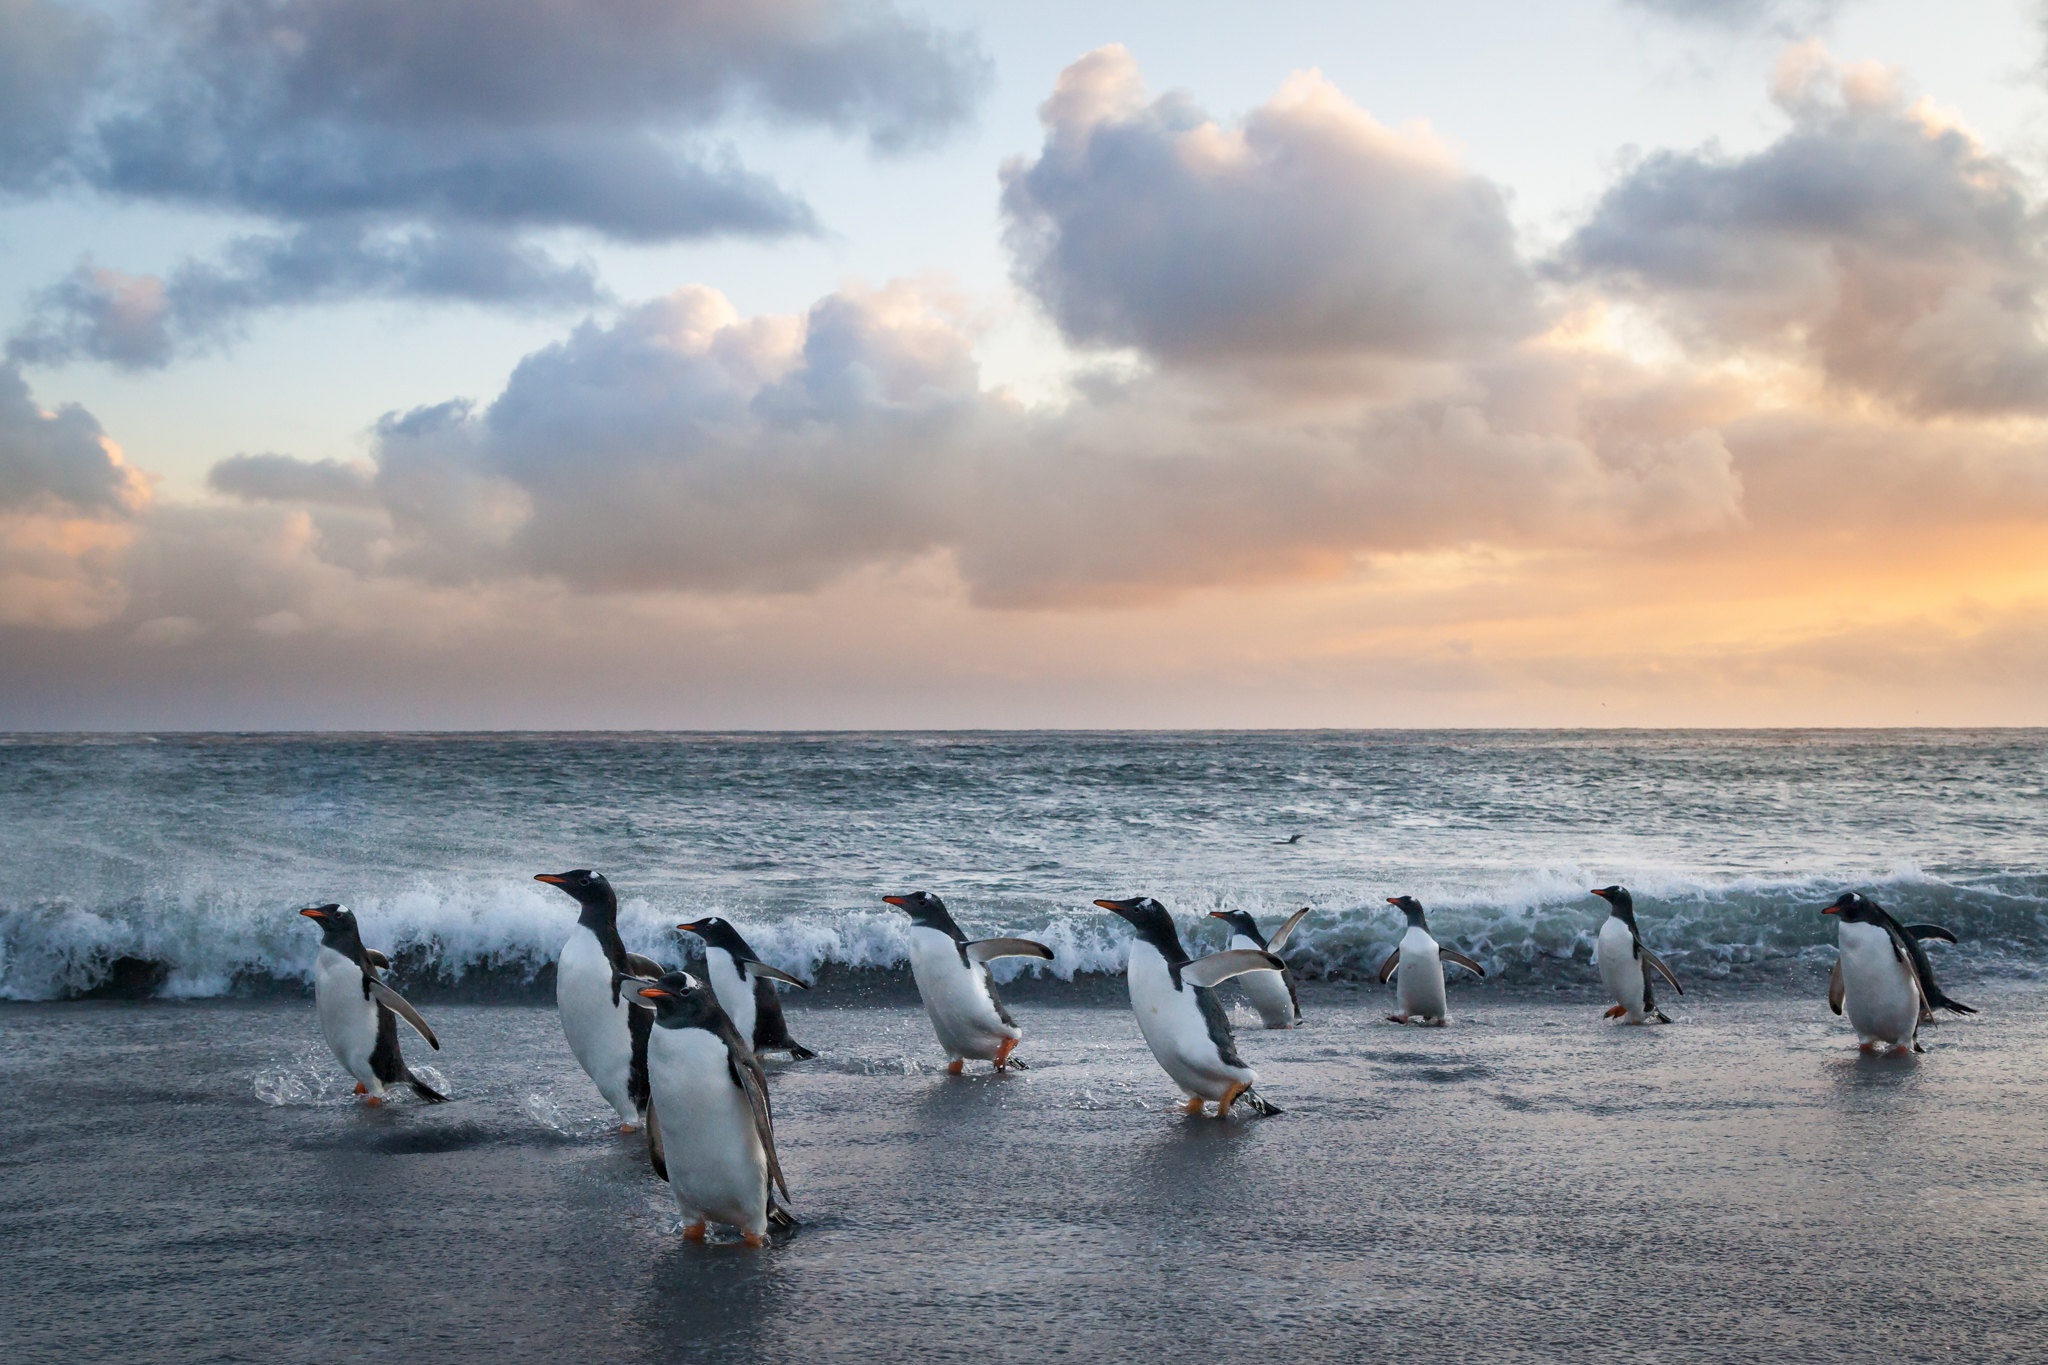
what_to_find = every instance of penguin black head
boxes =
[298,903,364,955]
[635,971,721,1031]
[1590,885,1638,926]
[1095,897,1186,960]
[677,916,753,958]
[882,891,966,939]
[1208,909,1265,946]
[1385,895,1429,929]
[1822,891,1876,923]
[534,869,618,925]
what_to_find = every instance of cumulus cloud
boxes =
[1622,0,1845,30]
[0,365,148,513]
[1562,47,2048,416]
[1,0,986,362]
[208,452,379,508]
[1000,46,1538,367]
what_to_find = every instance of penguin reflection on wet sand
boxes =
[1378,896,1486,1027]
[1589,886,1684,1025]
[884,892,1054,1073]
[1208,908,1309,1029]
[1097,897,1285,1118]
[534,870,669,1133]
[636,972,796,1247]
[677,917,817,1060]
[298,905,446,1105]
[1824,892,1976,1055]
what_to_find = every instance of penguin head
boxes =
[1822,891,1876,924]
[1208,909,1263,945]
[676,916,749,957]
[1385,895,1428,929]
[882,891,961,936]
[534,869,617,917]
[1096,896,1186,957]
[1590,885,1637,925]
[635,971,721,1030]
[298,903,363,954]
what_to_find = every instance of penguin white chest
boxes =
[1397,926,1449,1020]
[906,927,1013,1059]
[1126,941,1248,1099]
[646,1027,770,1236]
[1838,920,1920,1047]
[1229,932,1297,1028]
[557,927,638,1121]
[1597,917,1646,1014]
[312,946,381,1089]
[704,949,756,1044]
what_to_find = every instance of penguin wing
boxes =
[1182,948,1286,988]
[1905,923,1959,946]
[1264,907,1312,956]
[1889,920,1978,1016]
[1827,957,1845,1016]
[1438,947,1487,978]
[964,937,1055,964]
[741,960,812,989]
[1637,945,1684,997]
[1377,948,1402,984]
[367,979,440,1050]
[644,1099,669,1183]
[727,1046,789,1204]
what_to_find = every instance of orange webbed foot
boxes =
[945,1059,965,1076]
[682,1222,707,1242]
[619,1123,640,1135]
[363,1094,382,1107]
[741,1231,767,1249]
[353,1083,367,1095]
[1603,1004,1628,1019]
[1184,1095,1204,1115]
[993,1037,1019,1070]
[1216,1082,1248,1117]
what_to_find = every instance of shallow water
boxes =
[3,730,2046,999]
[5,985,2044,1362]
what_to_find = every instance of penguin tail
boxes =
[1652,1010,1673,1025]
[1935,995,1979,1016]
[405,1070,450,1104]
[1237,1089,1282,1118]
[785,1043,819,1061]
[768,1202,800,1232]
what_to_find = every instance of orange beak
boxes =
[882,896,910,908]
[638,986,669,1000]
[298,907,327,920]
[676,921,703,933]
[533,874,568,886]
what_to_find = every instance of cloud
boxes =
[8,224,603,369]
[1621,0,1845,30]
[1561,46,2048,416]
[1000,46,1538,367]
[0,0,104,192]
[208,452,379,508]
[0,365,148,513]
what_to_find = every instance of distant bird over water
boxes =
[1275,833,1303,845]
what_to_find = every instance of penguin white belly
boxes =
[906,927,1014,1060]
[557,927,639,1122]
[1597,918,1647,1019]
[1397,927,1449,1021]
[704,949,757,1045]
[647,1027,770,1236]
[313,946,383,1092]
[1839,920,1920,1047]
[1229,932,1297,1028]
[1127,941,1251,1100]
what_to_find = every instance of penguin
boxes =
[1824,892,1976,1054]
[1207,908,1309,1028]
[883,892,1054,1073]
[676,917,817,1060]
[1095,897,1285,1118]
[635,972,796,1248]
[297,905,446,1104]
[1376,896,1486,1026]
[1588,886,1684,1025]
[534,870,669,1132]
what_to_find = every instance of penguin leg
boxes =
[363,1094,383,1107]
[1603,1004,1628,1019]
[993,1037,1019,1070]
[682,1221,707,1242]
[1183,1095,1205,1115]
[1216,1081,1249,1117]
[945,1059,965,1076]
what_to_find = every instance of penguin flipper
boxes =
[1438,947,1487,978]
[1828,958,1845,1016]
[645,1101,669,1183]
[1377,948,1402,984]
[1264,907,1311,955]
[728,1047,790,1205]
[1182,948,1285,988]
[364,949,390,970]
[964,937,1055,964]
[1906,924,1959,945]
[368,979,440,1050]
[1638,946,1684,997]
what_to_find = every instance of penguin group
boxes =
[294,878,1980,1245]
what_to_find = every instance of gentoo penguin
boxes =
[635,972,796,1247]
[1824,892,1976,1053]
[297,905,445,1104]
[1096,897,1284,1118]
[534,870,668,1132]
[883,892,1053,1073]
[1588,886,1683,1025]
[1377,896,1486,1026]
[676,917,817,1060]
[1207,908,1309,1028]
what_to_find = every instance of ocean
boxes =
[5,731,2047,1362]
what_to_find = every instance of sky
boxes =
[3,0,2047,729]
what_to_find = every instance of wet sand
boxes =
[5,982,2045,1362]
